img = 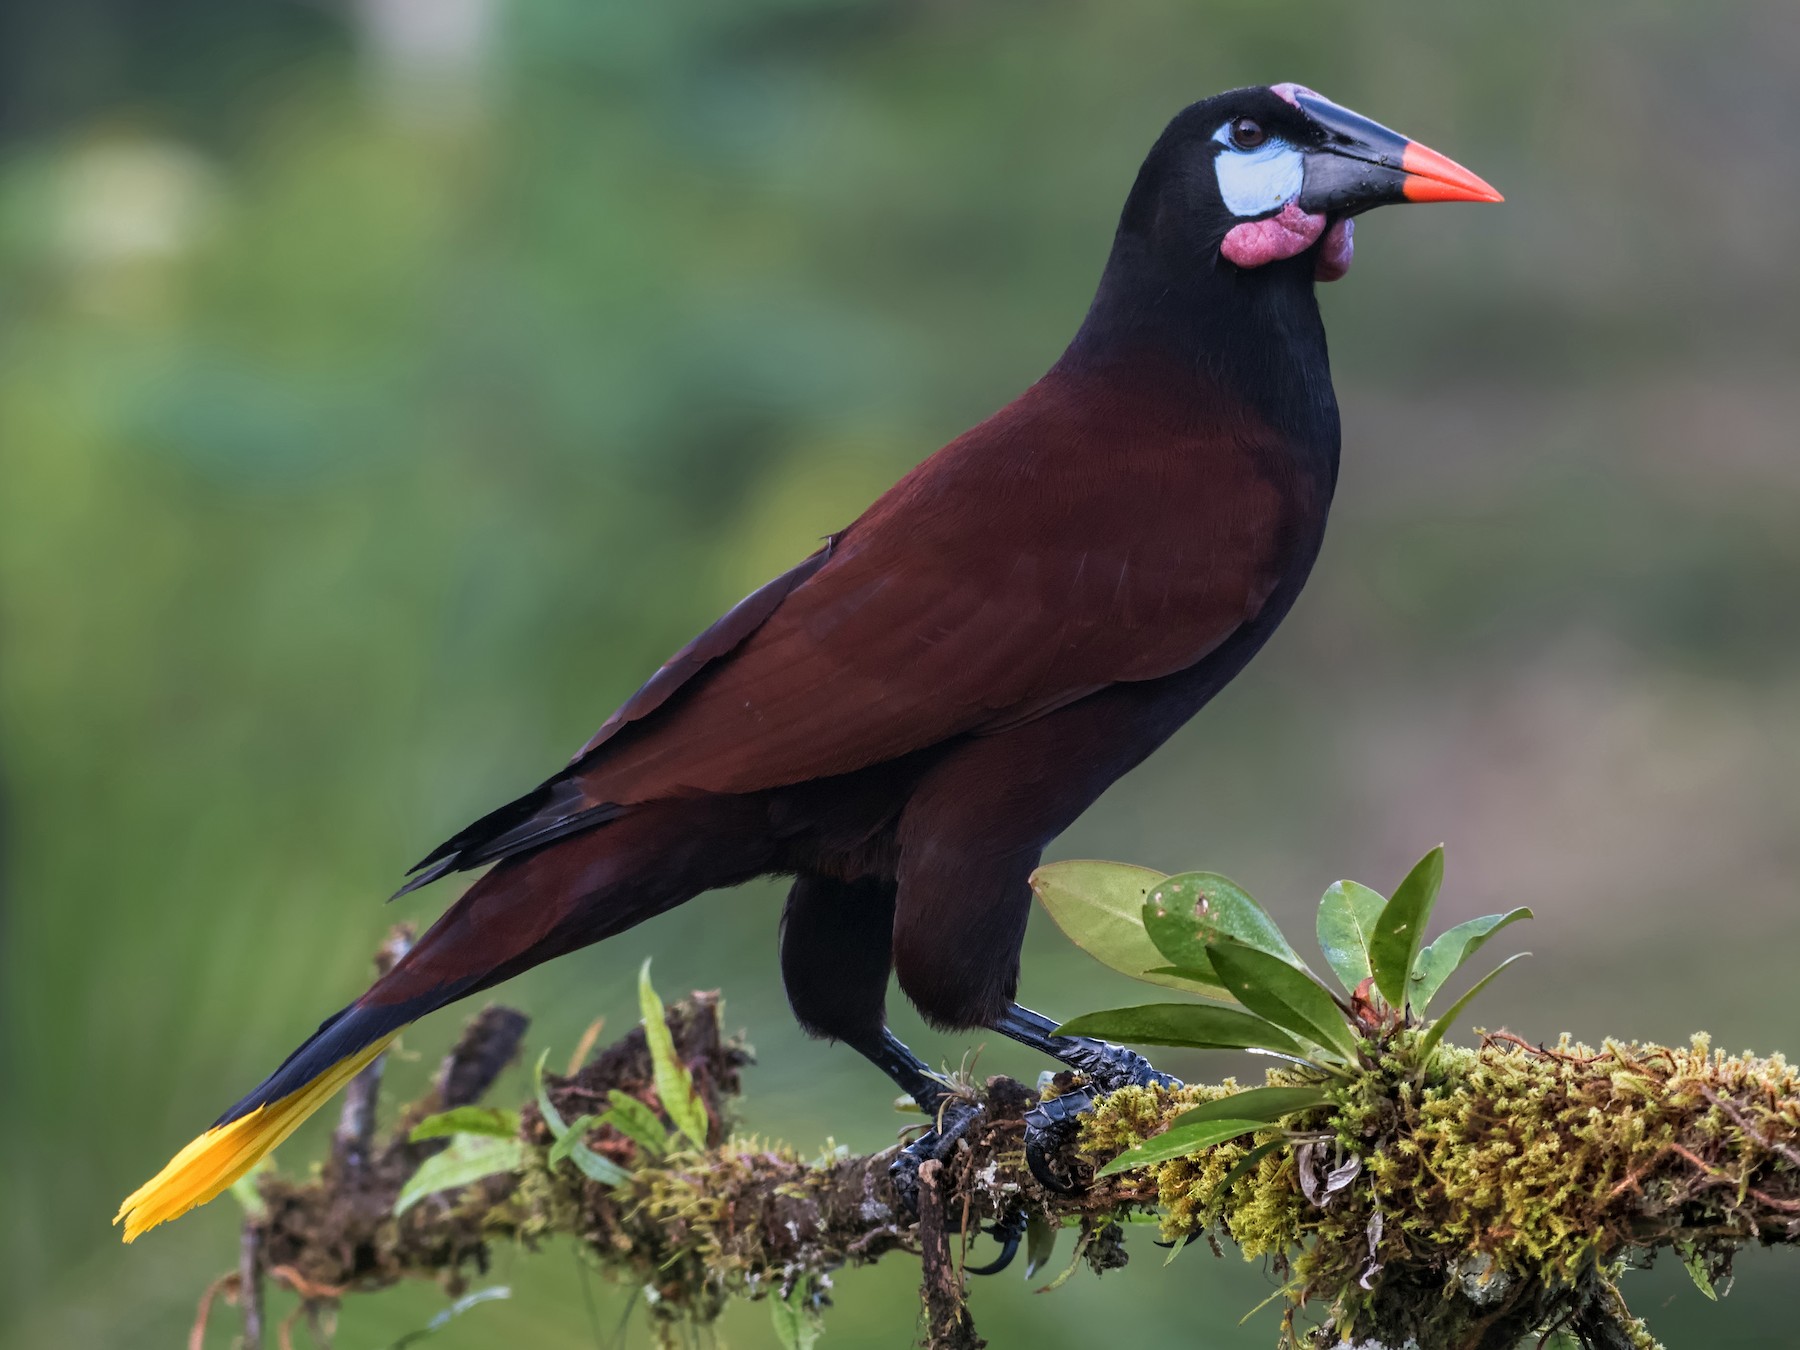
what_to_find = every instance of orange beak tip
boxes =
[1400,141,1504,205]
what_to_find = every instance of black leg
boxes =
[844,1025,953,1111]
[847,1025,983,1215]
[779,874,999,1236]
[842,1025,1018,1275]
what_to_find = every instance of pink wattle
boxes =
[1220,201,1324,268]
[1220,202,1355,283]
[1315,217,1355,281]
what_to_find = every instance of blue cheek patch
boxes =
[1211,127,1305,219]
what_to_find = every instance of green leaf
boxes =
[1024,1212,1058,1279]
[1315,880,1388,993]
[1410,909,1533,1011]
[410,1107,521,1143]
[1217,1138,1283,1193]
[228,1157,272,1219]
[1034,1231,1091,1292]
[1097,1118,1268,1176]
[1417,953,1531,1062]
[545,1115,634,1185]
[1054,1003,1302,1055]
[1205,939,1361,1062]
[383,1287,512,1350]
[1170,1085,1329,1130]
[596,1089,670,1157]
[1681,1247,1719,1301]
[547,1115,601,1166]
[565,1142,634,1186]
[638,959,710,1148]
[1142,965,1230,988]
[1030,860,1225,995]
[1142,872,1299,982]
[770,1282,823,1350]
[394,1134,526,1216]
[1370,846,1446,1009]
[534,1049,568,1139]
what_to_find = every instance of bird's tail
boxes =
[113,1009,406,1241]
[116,797,768,1242]
[115,880,504,1242]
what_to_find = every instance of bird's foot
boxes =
[1059,1038,1182,1094]
[1022,1082,1098,1193]
[1024,1047,1182,1193]
[887,1099,1026,1276]
[888,1094,984,1217]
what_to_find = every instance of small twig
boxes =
[433,1003,531,1109]
[267,1264,347,1302]
[917,1160,982,1350]
[568,1016,607,1075]
[240,1222,266,1349]
[1704,1087,1800,1171]
[277,1302,303,1350]
[1481,1030,1610,1066]
[331,926,413,1177]
[190,1270,237,1350]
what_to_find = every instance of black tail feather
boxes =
[212,986,465,1128]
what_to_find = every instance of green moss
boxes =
[1079,1032,1800,1345]
[1080,1081,1212,1155]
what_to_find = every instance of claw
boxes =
[1023,1085,1096,1193]
[964,1208,1026,1276]
[887,1096,985,1217]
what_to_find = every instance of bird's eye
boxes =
[1230,117,1267,151]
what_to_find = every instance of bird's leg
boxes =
[990,1003,1181,1193]
[857,1024,957,1111]
[992,1003,1180,1090]
[847,1027,986,1215]
[842,1026,1030,1271]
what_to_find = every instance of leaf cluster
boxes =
[1033,847,1530,1175]
[395,960,705,1216]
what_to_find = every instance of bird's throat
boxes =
[1059,234,1340,459]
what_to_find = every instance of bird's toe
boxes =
[888,1095,985,1216]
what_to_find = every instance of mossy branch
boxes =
[194,952,1800,1350]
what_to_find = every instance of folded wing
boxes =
[404,376,1300,887]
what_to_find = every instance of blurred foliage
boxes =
[2,0,1798,1346]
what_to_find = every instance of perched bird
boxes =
[118,83,1499,1242]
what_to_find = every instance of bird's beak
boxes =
[1291,89,1502,215]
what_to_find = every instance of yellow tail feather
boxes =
[115,1032,399,1242]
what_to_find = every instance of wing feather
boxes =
[405,369,1307,883]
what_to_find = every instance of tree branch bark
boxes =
[204,947,1800,1350]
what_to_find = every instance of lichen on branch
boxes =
[200,957,1800,1350]
[1086,1029,1800,1347]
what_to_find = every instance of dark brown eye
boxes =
[1230,117,1267,150]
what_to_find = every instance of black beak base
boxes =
[1291,88,1503,214]
[1294,92,1414,216]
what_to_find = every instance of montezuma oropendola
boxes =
[118,84,1500,1241]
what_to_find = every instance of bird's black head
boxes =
[1118,83,1502,286]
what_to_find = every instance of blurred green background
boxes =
[4,0,1798,1345]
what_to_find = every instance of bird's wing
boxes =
[403,372,1310,886]
[397,546,833,892]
